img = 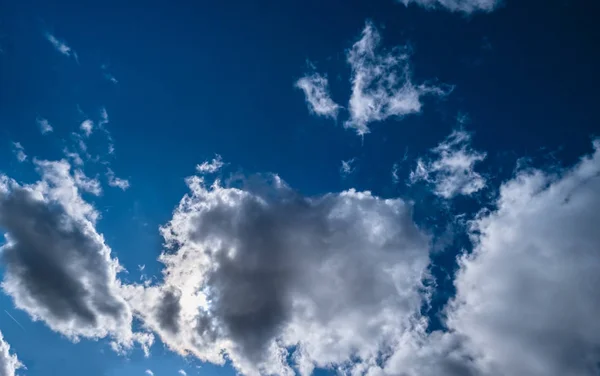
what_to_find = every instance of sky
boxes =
[0,0,600,375]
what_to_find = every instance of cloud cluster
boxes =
[398,0,501,13]
[0,331,23,376]
[298,22,450,136]
[123,174,431,375]
[3,142,600,376]
[295,73,341,119]
[410,129,486,198]
[0,160,144,351]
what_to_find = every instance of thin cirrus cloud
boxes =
[295,72,341,119]
[398,0,501,13]
[298,22,451,136]
[409,129,486,198]
[0,330,23,376]
[0,160,152,355]
[121,169,431,376]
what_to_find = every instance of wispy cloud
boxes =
[74,169,102,196]
[80,119,94,137]
[45,32,75,57]
[410,129,486,198]
[145,370,154,376]
[37,117,54,134]
[106,168,130,190]
[345,21,451,136]
[295,72,341,119]
[12,142,27,162]
[340,158,357,177]
[101,64,118,84]
[196,154,225,174]
[398,0,501,13]
[178,370,187,376]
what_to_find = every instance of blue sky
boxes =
[1,0,600,375]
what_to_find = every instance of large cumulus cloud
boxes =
[444,140,600,376]
[123,174,432,375]
[0,160,150,352]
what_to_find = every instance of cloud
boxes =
[99,108,109,128]
[106,168,130,190]
[0,160,142,350]
[63,149,84,166]
[295,72,341,119]
[410,129,486,198]
[80,120,94,137]
[101,65,119,84]
[122,174,431,376]
[37,117,53,134]
[444,140,600,376]
[73,169,102,196]
[145,370,154,376]
[196,155,225,174]
[340,158,357,177]
[178,370,187,376]
[0,331,24,376]
[398,0,501,13]
[11,143,26,163]
[345,22,451,135]
[44,32,74,57]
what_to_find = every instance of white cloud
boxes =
[178,370,187,376]
[345,22,450,136]
[106,168,130,190]
[73,169,102,196]
[398,0,501,13]
[122,174,431,376]
[196,155,225,174]
[410,129,486,198]
[295,72,341,119]
[444,140,600,376]
[101,65,119,84]
[0,160,144,352]
[340,158,357,177]
[37,117,53,134]
[45,32,74,57]
[99,108,109,127]
[0,330,24,376]
[80,120,94,137]
[11,143,26,163]
[145,370,154,376]
[63,149,84,166]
